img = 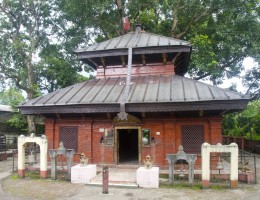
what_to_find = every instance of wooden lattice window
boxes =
[59,126,78,151]
[181,125,204,153]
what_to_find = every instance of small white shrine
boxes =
[18,134,48,178]
[201,142,238,188]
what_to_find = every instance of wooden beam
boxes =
[219,110,230,116]
[100,57,106,67]
[106,113,111,119]
[199,110,203,117]
[172,52,182,64]
[141,112,146,118]
[120,55,126,66]
[174,58,183,69]
[88,58,98,68]
[141,54,146,65]
[162,53,167,65]
[55,113,61,119]
[81,114,86,119]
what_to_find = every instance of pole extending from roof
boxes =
[117,21,141,120]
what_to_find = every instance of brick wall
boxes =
[96,63,175,78]
[44,115,223,168]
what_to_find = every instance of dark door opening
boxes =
[118,129,138,164]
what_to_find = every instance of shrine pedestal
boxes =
[71,164,96,184]
[136,167,159,188]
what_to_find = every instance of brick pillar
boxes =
[209,117,223,144]
[78,120,93,159]
[44,118,55,149]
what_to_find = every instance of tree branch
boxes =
[194,57,241,80]
[115,0,124,34]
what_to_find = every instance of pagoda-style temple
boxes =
[19,23,250,168]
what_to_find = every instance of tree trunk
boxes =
[27,115,36,134]
[27,38,36,134]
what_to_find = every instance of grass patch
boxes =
[160,181,202,190]
[210,184,230,190]
[159,173,169,179]
[25,171,41,179]
[10,174,19,180]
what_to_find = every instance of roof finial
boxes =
[135,17,142,32]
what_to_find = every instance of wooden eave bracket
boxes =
[141,54,146,65]
[162,52,167,65]
[100,57,106,67]
[120,55,126,66]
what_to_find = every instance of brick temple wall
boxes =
[96,63,175,78]
[44,115,222,168]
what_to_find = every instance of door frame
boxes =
[114,126,142,164]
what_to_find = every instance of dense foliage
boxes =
[223,100,260,139]
[0,0,259,133]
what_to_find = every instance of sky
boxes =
[218,57,256,94]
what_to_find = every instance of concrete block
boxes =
[71,164,96,184]
[136,167,159,188]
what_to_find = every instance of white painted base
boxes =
[71,164,96,184]
[136,167,159,188]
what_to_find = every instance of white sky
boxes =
[218,57,256,93]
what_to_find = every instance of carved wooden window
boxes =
[105,128,114,146]
[59,126,78,151]
[142,129,150,146]
[181,125,204,153]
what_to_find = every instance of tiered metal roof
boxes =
[19,75,250,114]
[75,27,191,76]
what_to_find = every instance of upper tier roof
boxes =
[74,26,192,76]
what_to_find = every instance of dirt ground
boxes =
[1,176,260,200]
[0,154,260,200]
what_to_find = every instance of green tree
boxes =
[0,88,27,133]
[243,64,260,100]
[35,44,90,93]
[0,88,24,110]
[0,0,56,133]
[0,0,89,133]
[223,100,260,139]
[58,0,259,94]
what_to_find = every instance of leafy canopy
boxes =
[223,100,260,139]
[58,0,259,97]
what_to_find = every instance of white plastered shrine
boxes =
[18,134,48,178]
[201,142,238,188]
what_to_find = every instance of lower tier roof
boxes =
[19,74,250,114]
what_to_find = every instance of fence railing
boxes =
[223,135,260,153]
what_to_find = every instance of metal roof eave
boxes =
[75,45,191,59]
[19,99,249,115]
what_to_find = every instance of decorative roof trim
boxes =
[77,46,191,59]
[19,100,249,115]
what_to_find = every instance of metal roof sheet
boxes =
[75,31,191,53]
[20,75,250,109]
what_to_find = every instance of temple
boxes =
[19,22,250,168]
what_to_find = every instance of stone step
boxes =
[88,168,138,189]
[87,181,138,189]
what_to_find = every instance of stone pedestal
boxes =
[136,167,159,188]
[71,164,96,184]
[238,172,255,184]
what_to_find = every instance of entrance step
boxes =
[88,168,138,189]
[116,164,140,169]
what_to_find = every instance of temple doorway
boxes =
[116,128,140,164]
